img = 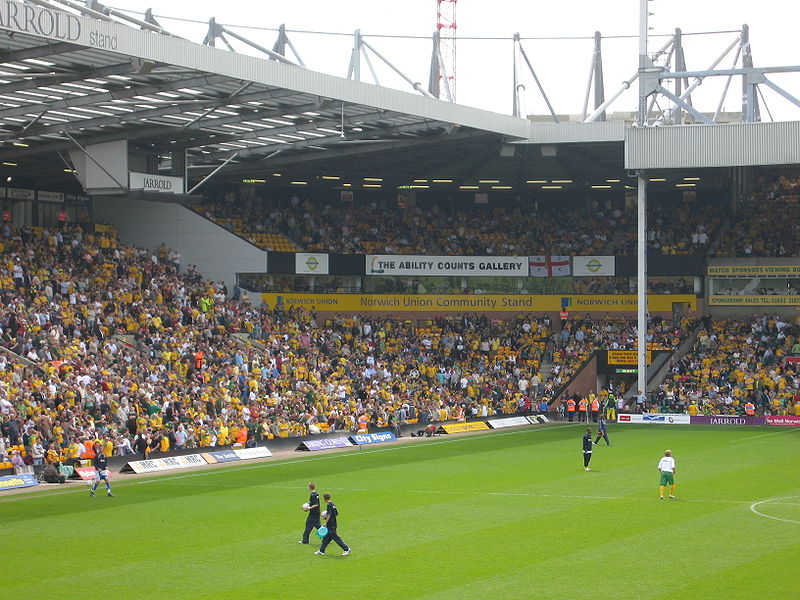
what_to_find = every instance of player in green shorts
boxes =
[658,450,676,499]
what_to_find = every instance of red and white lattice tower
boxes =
[436,0,457,100]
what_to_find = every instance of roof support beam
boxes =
[0,41,82,62]
[0,73,232,120]
[0,61,136,95]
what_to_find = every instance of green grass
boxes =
[2,423,799,600]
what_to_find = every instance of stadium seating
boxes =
[657,316,800,416]
[0,223,695,466]
[194,192,722,257]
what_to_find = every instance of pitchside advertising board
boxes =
[349,432,397,445]
[0,473,38,491]
[437,422,491,434]
[120,448,272,473]
[617,414,691,424]
[296,437,352,451]
[618,414,800,426]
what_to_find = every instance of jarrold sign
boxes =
[0,1,81,41]
[129,172,185,194]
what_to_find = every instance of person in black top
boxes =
[582,428,593,471]
[90,443,113,497]
[593,417,611,446]
[314,493,351,557]
[299,482,321,544]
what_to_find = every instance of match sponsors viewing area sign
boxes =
[262,293,697,313]
[707,265,800,277]
[296,437,352,451]
[367,255,528,277]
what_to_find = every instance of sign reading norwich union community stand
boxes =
[261,293,697,313]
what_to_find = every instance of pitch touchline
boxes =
[0,424,582,503]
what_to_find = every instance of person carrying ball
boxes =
[299,481,321,544]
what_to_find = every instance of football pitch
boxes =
[2,423,799,600]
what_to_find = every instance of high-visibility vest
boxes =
[591,399,600,411]
[358,415,369,431]
[566,399,576,412]
[578,400,588,412]
[745,402,755,416]
[560,309,568,321]
[194,351,204,369]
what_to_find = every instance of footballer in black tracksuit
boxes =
[300,487,321,544]
[582,429,593,470]
[318,498,350,555]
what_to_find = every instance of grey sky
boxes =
[106,0,800,120]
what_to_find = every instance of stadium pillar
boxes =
[637,173,648,397]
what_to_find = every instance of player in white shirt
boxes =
[658,449,676,499]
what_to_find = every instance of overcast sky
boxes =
[106,0,800,120]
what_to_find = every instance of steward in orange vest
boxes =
[590,398,600,422]
[744,402,755,416]
[566,398,576,421]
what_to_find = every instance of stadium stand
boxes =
[655,316,800,416]
[196,192,722,257]
[0,222,694,470]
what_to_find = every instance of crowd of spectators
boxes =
[0,221,694,472]
[196,191,723,258]
[714,173,800,257]
[648,315,800,416]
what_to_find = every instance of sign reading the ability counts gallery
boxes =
[367,255,528,277]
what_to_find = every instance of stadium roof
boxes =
[0,0,640,192]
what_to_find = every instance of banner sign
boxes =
[487,416,532,429]
[122,453,207,473]
[261,293,697,313]
[296,437,352,452]
[529,255,571,277]
[617,414,691,424]
[690,415,767,426]
[349,432,397,445]
[708,265,800,277]
[607,350,653,365]
[367,254,528,277]
[527,415,549,424]
[75,467,99,481]
[764,415,800,427]
[437,421,491,434]
[0,473,38,491]
[129,171,185,194]
[709,296,800,306]
[295,253,329,275]
[573,256,615,277]
[202,450,240,464]
[233,447,272,459]
[38,190,65,203]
